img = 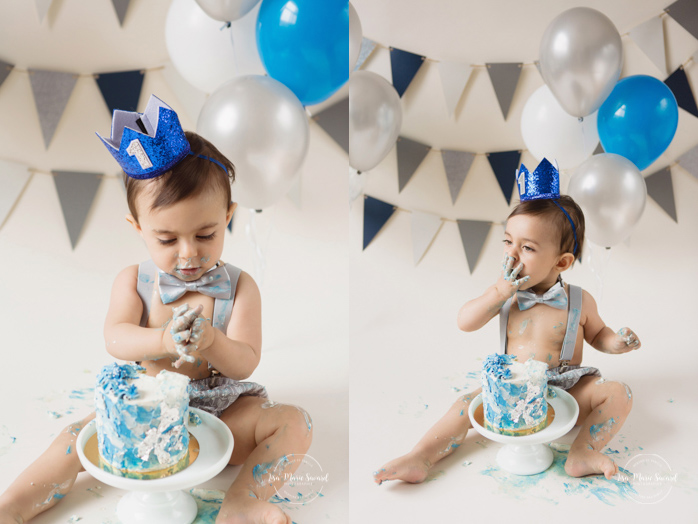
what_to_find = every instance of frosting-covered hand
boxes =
[167,303,204,368]
[495,255,530,299]
[614,327,641,353]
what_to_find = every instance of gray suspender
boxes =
[136,259,157,328]
[499,284,582,370]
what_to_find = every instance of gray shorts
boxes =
[546,365,601,391]
[189,375,268,418]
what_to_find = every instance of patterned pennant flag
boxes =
[0,160,32,229]
[487,150,521,205]
[629,16,667,75]
[677,144,698,180]
[389,47,426,98]
[28,69,78,149]
[486,63,523,120]
[96,70,145,115]
[665,0,698,41]
[437,62,472,118]
[664,66,698,118]
[111,0,131,26]
[0,60,13,91]
[645,166,677,222]
[354,38,377,71]
[363,195,396,250]
[396,136,431,193]
[411,210,442,265]
[313,97,349,154]
[441,150,475,204]
[34,0,53,22]
[52,171,103,249]
[457,219,492,274]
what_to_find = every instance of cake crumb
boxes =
[67,516,81,523]
[189,411,203,426]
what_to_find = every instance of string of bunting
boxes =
[33,0,132,26]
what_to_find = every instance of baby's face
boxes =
[131,188,234,280]
[503,214,565,290]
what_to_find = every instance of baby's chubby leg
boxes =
[566,376,633,479]
[373,389,480,485]
[0,413,94,524]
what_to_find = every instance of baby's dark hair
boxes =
[124,131,235,222]
[507,195,585,261]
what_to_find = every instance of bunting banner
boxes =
[665,0,698,40]
[396,136,431,192]
[389,47,426,98]
[313,97,349,154]
[363,195,396,250]
[664,66,698,118]
[593,142,605,155]
[111,0,132,26]
[227,214,234,233]
[441,149,475,204]
[53,170,102,249]
[0,60,13,90]
[96,70,145,115]
[34,0,53,22]
[629,16,667,74]
[0,160,32,229]
[645,166,677,222]
[486,63,523,120]
[677,144,698,180]
[411,210,442,264]
[354,38,377,71]
[28,69,78,149]
[437,62,472,118]
[487,150,521,205]
[457,219,492,274]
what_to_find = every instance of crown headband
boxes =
[516,158,578,257]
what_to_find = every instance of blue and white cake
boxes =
[95,363,191,479]
[481,354,549,436]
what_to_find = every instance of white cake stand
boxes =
[76,407,233,524]
[468,386,579,476]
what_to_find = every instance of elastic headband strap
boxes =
[551,199,578,257]
[188,152,228,175]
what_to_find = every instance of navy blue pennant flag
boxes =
[227,214,234,233]
[363,195,396,250]
[665,66,698,118]
[96,70,145,115]
[487,150,521,205]
[390,47,426,98]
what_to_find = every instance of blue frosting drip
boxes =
[96,363,143,400]
[482,353,516,379]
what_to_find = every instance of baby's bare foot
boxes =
[216,491,291,524]
[373,452,431,485]
[565,446,618,480]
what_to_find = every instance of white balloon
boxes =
[165,0,237,94]
[521,85,598,170]
[349,3,362,74]
[195,0,260,21]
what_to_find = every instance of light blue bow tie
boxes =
[516,281,567,311]
[158,264,231,304]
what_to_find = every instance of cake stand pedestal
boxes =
[468,386,579,476]
[76,408,233,524]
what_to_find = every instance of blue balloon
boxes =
[597,75,678,171]
[257,0,349,106]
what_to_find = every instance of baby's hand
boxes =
[168,304,204,368]
[495,255,529,299]
[613,327,641,353]
[189,316,215,353]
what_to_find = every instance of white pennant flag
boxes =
[411,210,443,265]
[437,62,472,118]
[0,160,32,229]
[34,0,53,22]
[629,16,667,75]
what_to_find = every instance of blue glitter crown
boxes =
[96,95,191,180]
[516,158,559,201]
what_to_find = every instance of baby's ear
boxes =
[125,214,142,235]
[226,202,237,223]
[556,252,575,272]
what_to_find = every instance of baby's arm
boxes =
[583,290,641,354]
[190,271,262,380]
[457,255,529,332]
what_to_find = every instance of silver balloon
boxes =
[197,75,309,210]
[539,7,622,118]
[568,154,646,247]
[195,0,260,21]
[349,71,402,172]
[349,3,362,73]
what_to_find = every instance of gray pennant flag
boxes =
[645,167,677,222]
[53,171,102,249]
[629,16,667,75]
[396,136,431,192]
[593,142,605,155]
[0,60,13,90]
[665,0,698,41]
[441,150,475,204]
[486,63,523,120]
[354,38,377,71]
[111,0,131,26]
[677,144,698,181]
[534,60,542,78]
[29,69,77,149]
[457,219,492,274]
[313,97,348,153]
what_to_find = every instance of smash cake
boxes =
[94,363,191,479]
[481,354,550,436]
